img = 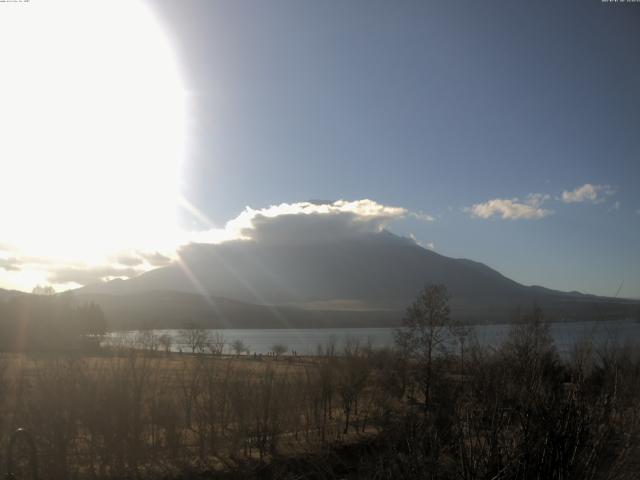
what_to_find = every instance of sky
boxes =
[0,0,639,298]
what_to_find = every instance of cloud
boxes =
[561,184,616,204]
[526,193,551,208]
[115,255,144,267]
[409,211,436,222]
[45,250,174,286]
[139,251,172,267]
[0,257,21,272]
[192,199,409,246]
[0,242,16,252]
[408,233,435,251]
[234,199,407,245]
[48,266,142,286]
[111,251,172,268]
[465,194,553,220]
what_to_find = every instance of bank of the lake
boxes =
[107,318,640,355]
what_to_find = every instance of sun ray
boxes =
[175,257,230,329]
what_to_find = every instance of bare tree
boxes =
[272,343,287,359]
[338,347,371,434]
[159,334,173,354]
[501,305,559,398]
[395,284,458,408]
[208,331,226,356]
[231,339,247,357]
[138,330,160,353]
[181,326,210,354]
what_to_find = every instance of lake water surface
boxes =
[109,318,640,355]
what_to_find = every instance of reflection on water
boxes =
[107,319,640,356]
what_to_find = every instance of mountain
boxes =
[0,288,26,301]
[76,231,640,328]
[79,231,519,303]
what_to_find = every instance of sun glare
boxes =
[0,1,186,275]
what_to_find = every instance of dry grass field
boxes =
[0,347,386,479]
[1,310,640,479]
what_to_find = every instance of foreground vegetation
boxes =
[0,287,639,479]
[0,294,106,352]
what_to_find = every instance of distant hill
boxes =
[74,230,640,329]
[0,288,26,301]
[68,290,398,331]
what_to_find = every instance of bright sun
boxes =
[0,0,186,282]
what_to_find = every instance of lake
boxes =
[108,318,640,356]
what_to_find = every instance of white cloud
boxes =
[1,247,179,290]
[561,184,616,204]
[0,242,16,252]
[114,255,144,267]
[526,193,551,208]
[406,234,435,251]
[465,194,553,220]
[0,257,21,272]
[194,199,408,246]
[409,211,436,222]
[408,233,433,249]
[139,251,172,267]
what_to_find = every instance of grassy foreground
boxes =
[1,319,640,479]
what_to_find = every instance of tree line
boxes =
[0,294,106,351]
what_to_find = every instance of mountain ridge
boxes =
[70,230,640,328]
